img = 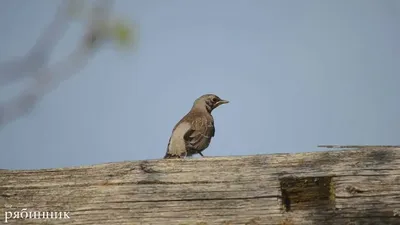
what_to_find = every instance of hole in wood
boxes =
[279,176,335,212]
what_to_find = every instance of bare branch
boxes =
[0,0,126,129]
[0,0,72,87]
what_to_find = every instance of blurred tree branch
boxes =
[0,0,136,129]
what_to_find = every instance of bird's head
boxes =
[192,94,229,113]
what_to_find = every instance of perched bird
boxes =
[164,94,229,159]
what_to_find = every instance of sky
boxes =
[0,0,399,170]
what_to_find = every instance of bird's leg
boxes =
[199,152,209,158]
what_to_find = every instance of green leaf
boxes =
[111,20,138,51]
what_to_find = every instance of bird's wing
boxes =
[184,116,215,151]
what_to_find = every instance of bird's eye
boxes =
[212,97,219,103]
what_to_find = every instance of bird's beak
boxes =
[216,99,229,107]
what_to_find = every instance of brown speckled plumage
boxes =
[164,94,229,159]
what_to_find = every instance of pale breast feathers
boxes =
[167,121,192,157]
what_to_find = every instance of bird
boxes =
[164,94,229,159]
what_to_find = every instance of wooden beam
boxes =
[1,146,400,225]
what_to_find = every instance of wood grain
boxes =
[1,147,400,225]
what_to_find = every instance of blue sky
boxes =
[0,0,399,170]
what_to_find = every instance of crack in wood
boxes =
[279,176,335,212]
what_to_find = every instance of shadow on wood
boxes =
[1,146,400,225]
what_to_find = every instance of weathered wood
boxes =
[1,147,400,225]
